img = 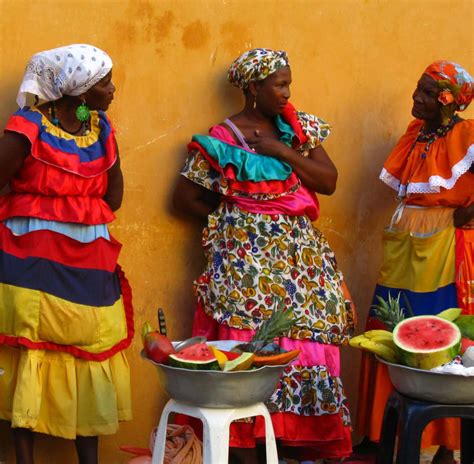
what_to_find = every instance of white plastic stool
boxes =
[151,398,279,464]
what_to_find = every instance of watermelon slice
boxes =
[168,343,219,370]
[393,316,461,370]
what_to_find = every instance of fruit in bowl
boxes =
[141,302,301,371]
[392,315,461,370]
[142,321,175,364]
[349,305,466,370]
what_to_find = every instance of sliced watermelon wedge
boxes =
[393,315,461,370]
[168,342,219,370]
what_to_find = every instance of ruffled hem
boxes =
[380,119,474,199]
[176,412,352,458]
[379,167,402,192]
[380,144,474,196]
[0,265,135,361]
[0,346,132,439]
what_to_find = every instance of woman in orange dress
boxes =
[356,61,473,464]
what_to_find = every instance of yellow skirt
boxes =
[0,345,132,439]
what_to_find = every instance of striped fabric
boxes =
[0,222,133,361]
[4,217,110,242]
[0,107,133,362]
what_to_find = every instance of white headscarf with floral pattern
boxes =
[16,44,112,108]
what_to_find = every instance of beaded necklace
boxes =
[409,115,460,160]
[48,102,90,136]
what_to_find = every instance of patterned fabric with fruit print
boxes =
[193,202,354,345]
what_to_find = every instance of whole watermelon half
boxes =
[393,316,461,370]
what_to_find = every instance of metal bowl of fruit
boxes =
[376,356,474,404]
[142,340,290,408]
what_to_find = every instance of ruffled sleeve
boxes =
[296,111,331,153]
[379,118,474,207]
[180,149,228,194]
[5,107,117,178]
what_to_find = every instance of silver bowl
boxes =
[377,356,474,404]
[141,340,288,408]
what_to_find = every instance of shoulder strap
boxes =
[223,118,251,150]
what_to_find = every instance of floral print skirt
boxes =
[194,203,355,345]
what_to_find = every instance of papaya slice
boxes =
[253,349,300,367]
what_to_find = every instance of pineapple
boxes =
[371,292,413,331]
[235,298,301,354]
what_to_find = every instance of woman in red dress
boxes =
[0,44,134,464]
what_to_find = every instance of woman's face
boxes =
[255,66,291,116]
[83,71,115,111]
[412,73,442,121]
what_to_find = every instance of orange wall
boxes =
[0,0,473,462]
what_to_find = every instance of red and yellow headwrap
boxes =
[424,60,473,111]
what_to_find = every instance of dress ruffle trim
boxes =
[5,108,117,178]
[380,143,474,196]
[0,265,134,361]
[185,102,330,196]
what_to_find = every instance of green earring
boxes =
[75,101,90,122]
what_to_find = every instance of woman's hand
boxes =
[247,130,338,195]
[246,130,291,159]
[454,204,474,229]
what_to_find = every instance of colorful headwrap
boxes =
[424,60,473,111]
[227,48,289,90]
[16,44,113,108]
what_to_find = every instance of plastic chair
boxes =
[377,391,474,464]
[151,398,279,464]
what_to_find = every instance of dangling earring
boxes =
[252,96,257,110]
[75,100,90,122]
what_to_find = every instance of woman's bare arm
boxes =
[0,132,30,190]
[172,176,221,220]
[104,142,124,212]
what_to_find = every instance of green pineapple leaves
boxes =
[371,292,410,331]
[252,298,302,344]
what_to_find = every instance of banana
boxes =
[364,330,393,339]
[370,336,397,350]
[360,339,399,363]
[349,334,369,348]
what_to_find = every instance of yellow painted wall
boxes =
[0,0,472,462]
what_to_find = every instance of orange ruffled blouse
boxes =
[379,119,473,207]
